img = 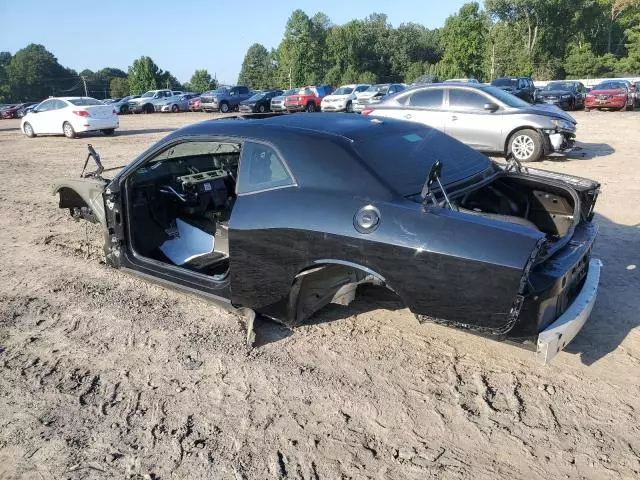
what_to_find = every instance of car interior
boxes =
[126,141,241,278]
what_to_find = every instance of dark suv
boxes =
[491,77,535,103]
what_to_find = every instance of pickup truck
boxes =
[128,90,183,114]
[200,86,252,113]
[285,85,334,112]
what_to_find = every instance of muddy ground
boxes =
[0,111,639,480]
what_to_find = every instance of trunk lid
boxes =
[84,105,116,119]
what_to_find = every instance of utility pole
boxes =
[81,76,88,97]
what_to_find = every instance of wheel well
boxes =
[503,126,541,154]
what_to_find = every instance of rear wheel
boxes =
[101,128,115,136]
[306,102,316,113]
[23,122,36,138]
[258,104,266,113]
[508,129,543,163]
[346,101,353,113]
[63,122,76,139]
[171,104,179,113]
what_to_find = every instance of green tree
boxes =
[0,51,11,102]
[190,69,215,92]
[440,3,488,80]
[6,44,73,101]
[110,77,129,97]
[276,10,320,87]
[238,44,274,88]
[127,56,159,94]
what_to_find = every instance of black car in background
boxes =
[535,81,586,110]
[491,76,536,103]
[239,90,284,113]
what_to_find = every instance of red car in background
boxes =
[285,85,334,112]
[189,97,201,112]
[584,80,634,111]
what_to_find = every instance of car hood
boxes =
[323,94,351,101]
[517,104,577,124]
[494,85,516,91]
[358,91,385,99]
[539,90,574,96]
[240,99,256,105]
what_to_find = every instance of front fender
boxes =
[52,178,108,228]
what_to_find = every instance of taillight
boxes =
[72,110,90,117]
[361,108,373,116]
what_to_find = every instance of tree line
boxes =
[0,45,218,103]
[237,0,640,89]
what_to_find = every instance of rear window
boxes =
[69,98,103,106]
[353,122,491,196]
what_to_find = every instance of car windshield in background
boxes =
[483,86,531,108]
[213,87,230,94]
[248,93,265,101]
[68,98,104,106]
[297,87,315,95]
[492,78,517,87]
[141,92,154,98]
[367,85,389,93]
[354,122,491,196]
[334,87,354,95]
[594,82,626,90]
[543,82,576,91]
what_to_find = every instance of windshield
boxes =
[543,82,576,91]
[141,92,155,98]
[354,122,492,196]
[296,87,315,95]
[366,84,389,94]
[248,93,265,101]
[68,98,104,106]
[213,87,230,94]
[334,86,354,95]
[594,81,626,90]
[483,86,531,107]
[491,78,517,87]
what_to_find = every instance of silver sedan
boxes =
[156,94,198,113]
[362,84,577,162]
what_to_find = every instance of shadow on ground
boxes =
[564,141,615,160]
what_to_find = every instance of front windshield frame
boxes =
[482,86,531,108]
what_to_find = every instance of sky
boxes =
[0,0,469,84]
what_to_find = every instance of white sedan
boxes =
[21,97,119,139]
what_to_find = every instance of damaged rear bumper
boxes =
[535,258,602,364]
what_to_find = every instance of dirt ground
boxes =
[0,110,639,480]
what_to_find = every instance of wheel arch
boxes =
[503,125,550,157]
[52,180,108,228]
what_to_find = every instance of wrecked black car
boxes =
[53,113,602,364]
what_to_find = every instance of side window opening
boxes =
[236,142,294,195]
[126,141,241,278]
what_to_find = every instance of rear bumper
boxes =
[73,117,119,132]
[536,258,602,364]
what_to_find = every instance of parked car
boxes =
[2,102,37,119]
[200,86,252,113]
[285,85,334,112]
[112,95,139,114]
[535,81,586,110]
[52,113,601,364]
[491,77,535,103]
[239,90,284,113]
[0,104,15,118]
[320,84,371,112]
[411,74,438,87]
[21,97,118,138]
[363,83,576,163]
[353,84,406,113]
[16,103,39,118]
[156,93,199,113]
[584,81,634,111]
[634,81,640,107]
[128,90,176,114]
[189,96,202,112]
[269,89,296,112]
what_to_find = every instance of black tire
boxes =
[101,128,115,136]
[346,101,353,113]
[219,102,230,113]
[171,104,179,113]
[63,121,76,139]
[584,107,590,112]
[508,128,543,163]
[625,102,634,111]
[258,104,266,113]
[144,103,154,114]
[306,102,316,113]
[23,122,36,138]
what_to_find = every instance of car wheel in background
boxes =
[63,122,76,139]
[625,102,634,111]
[346,101,353,113]
[508,129,542,163]
[306,102,315,113]
[144,104,154,114]
[258,104,266,113]
[171,104,179,113]
[219,102,230,113]
[101,129,115,136]
[23,122,36,138]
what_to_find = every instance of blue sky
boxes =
[0,0,468,84]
